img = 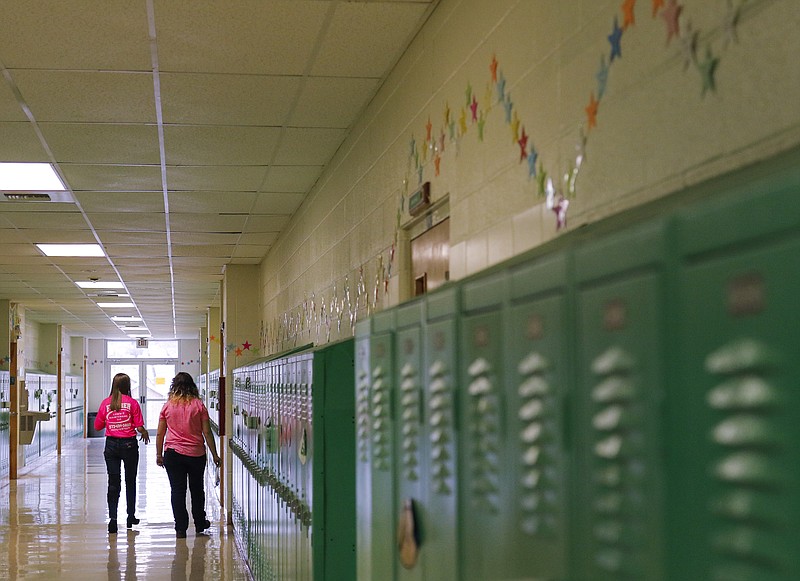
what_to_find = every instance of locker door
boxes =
[573,221,667,581]
[369,311,397,581]
[355,325,373,581]
[459,273,508,581]
[575,273,666,580]
[394,300,425,581]
[421,288,460,581]
[674,240,800,581]
[504,253,570,579]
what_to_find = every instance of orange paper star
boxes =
[490,54,499,82]
[652,0,665,17]
[586,92,599,130]
[661,0,682,44]
[235,347,243,356]
[622,0,636,28]
[425,117,433,142]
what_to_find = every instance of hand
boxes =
[213,455,221,467]
[156,455,164,468]
[139,430,150,444]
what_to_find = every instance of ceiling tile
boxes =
[273,127,348,165]
[0,0,151,70]
[165,166,267,191]
[61,164,164,192]
[0,122,49,160]
[11,71,157,123]
[251,193,305,215]
[160,73,301,125]
[171,232,242,245]
[87,213,166,232]
[244,216,290,233]
[169,213,247,233]
[154,1,329,75]
[168,192,256,214]
[261,166,322,193]
[289,77,381,127]
[75,192,165,214]
[311,2,430,77]
[2,212,88,230]
[163,126,282,166]
[40,123,160,164]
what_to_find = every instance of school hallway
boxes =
[0,437,250,580]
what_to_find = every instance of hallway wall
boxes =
[259,0,800,352]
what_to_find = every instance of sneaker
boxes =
[195,519,211,534]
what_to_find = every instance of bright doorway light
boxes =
[97,302,135,308]
[76,281,124,289]
[0,163,66,190]
[36,243,105,257]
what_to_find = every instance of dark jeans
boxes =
[163,448,207,533]
[103,436,139,521]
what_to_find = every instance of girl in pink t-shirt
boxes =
[156,372,220,538]
[94,373,149,534]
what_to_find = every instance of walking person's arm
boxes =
[155,418,167,467]
[201,419,221,466]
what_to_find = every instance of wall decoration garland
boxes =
[403,0,748,232]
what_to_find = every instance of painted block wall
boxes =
[260,0,800,349]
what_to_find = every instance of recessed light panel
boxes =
[111,316,142,322]
[37,244,105,257]
[0,163,65,191]
[97,302,135,308]
[76,281,124,289]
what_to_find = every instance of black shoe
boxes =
[108,519,118,534]
[127,516,140,528]
[176,530,187,539]
[195,519,211,534]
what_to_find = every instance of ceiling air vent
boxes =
[2,191,75,202]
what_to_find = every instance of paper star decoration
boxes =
[465,82,473,107]
[409,137,416,158]
[434,155,441,176]
[586,92,599,130]
[242,341,251,350]
[722,0,742,47]
[490,54,498,82]
[470,95,479,122]
[622,0,636,29]
[496,73,506,102]
[518,127,529,162]
[510,110,520,142]
[503,94,514,124]
[661,0,682,45]
[235,347,243,357]
[651,0,665,17]
[459,108,468,134]
[596,55,610,99]
[425,118,433,142]
[537,162,548,197]
[678,20,698,70]
[527,147,539,179]
[696,45,719,96]
[608,17,623,61]
[478,112,486,141]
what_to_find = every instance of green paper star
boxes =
[537,162,548,197]
[696,45,719,96]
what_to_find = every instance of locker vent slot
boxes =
[705,339,786,575]
[589,346,646,577]
[356,369,370,462]
[516,351,559,537]
[467,356,501,511]
[428,359,453,495]
[400,363,421,481]
[370,366,391,470]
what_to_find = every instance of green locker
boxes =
[573,221,667,580]
[421,287,460,581]
[312,340,356,581]
[459,273,509,581]
[504,253,571,579]
[355,321,373,581]
[672,176,800,580]
[393,299,425,581]
[368,310,397,581]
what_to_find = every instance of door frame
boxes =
[106,359,177,431]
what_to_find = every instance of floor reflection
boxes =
[0,437,249,580]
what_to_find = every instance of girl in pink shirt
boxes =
[94,373,149,534]
[156,372,220,538]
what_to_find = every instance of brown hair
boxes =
[168,372,200,403]
[109,373,131,411]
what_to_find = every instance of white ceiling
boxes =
[0,0,436,339]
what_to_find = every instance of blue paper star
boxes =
[608,17,623,62]
[496,73,506,103]
[503,94,513,124]
[696,45,719,96]
[596,55,609,99]
[527,147,539,179]
[409,137,416,158]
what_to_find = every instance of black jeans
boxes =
[163,448,207,533]
[103,436,139,520]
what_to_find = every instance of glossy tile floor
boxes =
[0,437,251,580]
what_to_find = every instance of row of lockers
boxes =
[229,341,356,581]
[354,150,800,581]
[0,371,9,481]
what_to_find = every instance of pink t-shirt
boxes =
[95,394,144,438]
[159,398,209,457]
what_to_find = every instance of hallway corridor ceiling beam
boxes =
[0,0,436,338]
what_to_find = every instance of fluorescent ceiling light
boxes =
[0,163,65,190]
[111,316,142,322]
[122,327,149,332]
[97,302,135,308]
[37,243,104,257]
[128,333,151,338]
[76,281,124,289]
